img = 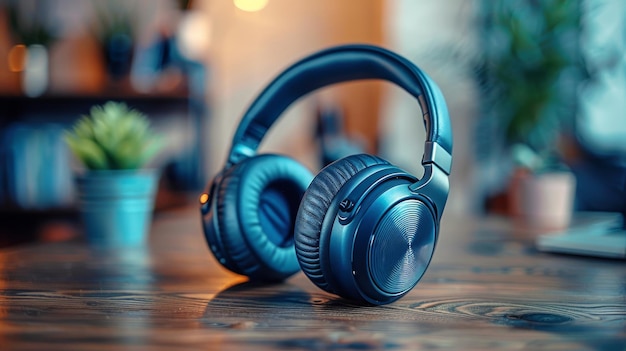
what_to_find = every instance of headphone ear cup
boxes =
[214,154,313,281]
[294,154,389,293]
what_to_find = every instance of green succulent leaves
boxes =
[65,102,162,170]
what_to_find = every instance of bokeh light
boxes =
[8,44,27,72]
[233,0,268,12]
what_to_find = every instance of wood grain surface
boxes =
[0,208,624,350]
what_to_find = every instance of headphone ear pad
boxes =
[294,154,388,293]
[215,154,313,281]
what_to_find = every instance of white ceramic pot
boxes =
[517,171,577,231]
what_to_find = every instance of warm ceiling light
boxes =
[234,0,268,12]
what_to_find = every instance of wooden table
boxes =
[0,208,624,350]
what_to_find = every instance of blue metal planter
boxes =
[77,169,158,247]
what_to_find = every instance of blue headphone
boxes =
[200,44,452,305]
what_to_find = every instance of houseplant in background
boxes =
[476,0,587,230]
[65,102,162,246]
[92,1,137,82]
[6,0,55,96]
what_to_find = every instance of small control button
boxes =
[339,199,355,212]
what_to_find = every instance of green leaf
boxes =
[64,134,109,170]
[64,101,163,170]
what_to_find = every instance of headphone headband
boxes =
[227,44,453,173]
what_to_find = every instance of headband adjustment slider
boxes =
[228,144,255,166]
[422,141,452,175]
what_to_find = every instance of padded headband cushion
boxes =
[228,44,452,164]
[217,154,313,281]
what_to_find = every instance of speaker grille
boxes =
[369,200,435,295]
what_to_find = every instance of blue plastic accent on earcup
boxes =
[227,44,452,164]
[368,199,436,295]
[294,154,388,293]
[343,188,437,305]
[215,154,313,281]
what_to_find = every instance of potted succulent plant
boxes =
[65,101,162,246]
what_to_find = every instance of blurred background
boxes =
[1,0,625,245]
